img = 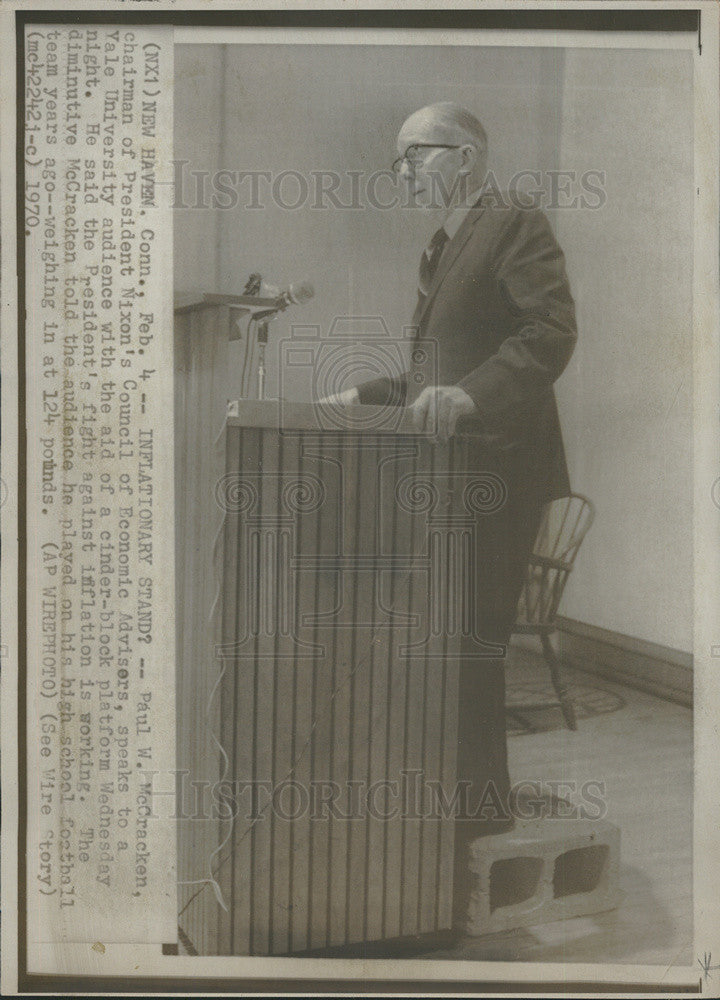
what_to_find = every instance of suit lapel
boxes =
[412,196,489,329]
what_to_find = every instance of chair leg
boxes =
[541,632,577,730]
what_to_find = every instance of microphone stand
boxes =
[251,292,309,399]
[252,307,281,401]
[203,286,310,401]
[256,318,270,400]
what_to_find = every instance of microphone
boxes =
[204,279,314,315]
[254,280,316,346]
[273,279,315,310]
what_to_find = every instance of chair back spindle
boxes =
[515,493,595,633]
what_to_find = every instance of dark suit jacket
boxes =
[356,196,578,829]
[357,193,577,509]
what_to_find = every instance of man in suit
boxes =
[328,101,577,927]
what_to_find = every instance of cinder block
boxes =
[460,818,621,936]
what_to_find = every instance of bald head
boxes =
[397,102,488,158]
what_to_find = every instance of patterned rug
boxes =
[505,655,626,735]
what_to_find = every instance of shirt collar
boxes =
[441,185,487,241]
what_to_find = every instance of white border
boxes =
[1,4,19,996]
[2,0,717,994]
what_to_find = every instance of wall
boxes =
[553,48,694,652]
[174,41,695,654]
[174,44,226,291]
[175,43,565,398]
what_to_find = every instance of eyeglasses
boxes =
[391,143,462,174]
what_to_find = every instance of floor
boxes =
[178,642,694,968]
[415,641,694,967]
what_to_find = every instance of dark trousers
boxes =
[451,490,545,926]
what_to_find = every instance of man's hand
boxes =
[409,385,477,440]
[317,387,359,406]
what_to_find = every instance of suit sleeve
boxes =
[355,372,408,407]
[457,207,577,428]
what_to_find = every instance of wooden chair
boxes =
[509,493,596,730]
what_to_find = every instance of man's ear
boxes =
[457,144,477,176]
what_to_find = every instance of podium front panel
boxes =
[177,397,505,955]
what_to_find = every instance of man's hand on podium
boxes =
[409,385,477,441]
[316,387,360,406]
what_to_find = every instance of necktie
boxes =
[417,226,449,302]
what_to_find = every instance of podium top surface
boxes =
[174,290,278,315]
[227,399,420,435]
[226,399,491,439]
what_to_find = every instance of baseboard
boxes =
[554,616,693,708]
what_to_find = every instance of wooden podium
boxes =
[174,296,507,955]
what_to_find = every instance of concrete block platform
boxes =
[460,818,621,936]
